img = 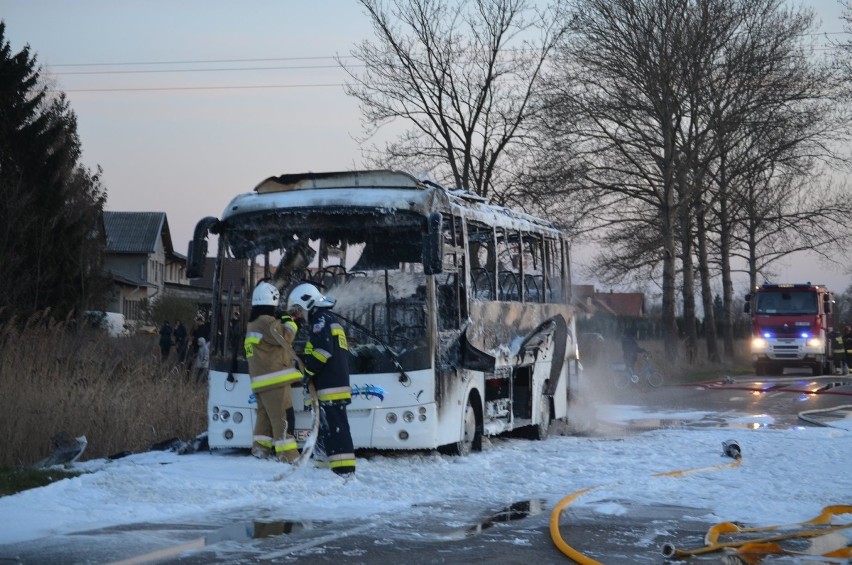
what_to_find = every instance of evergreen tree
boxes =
[0,21,109,322]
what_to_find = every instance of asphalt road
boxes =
[2,372,850,565]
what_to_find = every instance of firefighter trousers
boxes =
[253,385,299,463]
[314,402,356,476]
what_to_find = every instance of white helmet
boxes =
[287,282,336,311]
[252,281,280,306]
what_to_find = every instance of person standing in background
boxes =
[158,320,172,363]
[194,337,210,385]
[173,320,188,369]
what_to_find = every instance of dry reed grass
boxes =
[0,312,207,467]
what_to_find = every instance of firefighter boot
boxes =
[251,445,271,459]
[279,448,300,464]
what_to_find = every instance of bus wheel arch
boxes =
[439,388,483,457]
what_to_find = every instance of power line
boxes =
[54,64,354,75]
[50,55,351,67]
[58,83,345,93]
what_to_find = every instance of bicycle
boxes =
[613,352,664,389]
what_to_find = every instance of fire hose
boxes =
[549,440,743,564]
[550,441,852,562]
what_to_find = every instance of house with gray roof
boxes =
[103,211,194,321]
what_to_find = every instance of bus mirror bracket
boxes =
[187,216,220,279]
[423,211,443,275]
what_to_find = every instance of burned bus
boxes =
[188,170,580,456]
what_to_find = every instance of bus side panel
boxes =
[467,301,575,424]
[207,369,255,450]
[435,374,484,443]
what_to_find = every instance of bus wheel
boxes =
[439,396,480,457]
[529,394,551,441]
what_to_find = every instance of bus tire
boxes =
[439,395,481,457]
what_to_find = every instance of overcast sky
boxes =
[1,1,849,293]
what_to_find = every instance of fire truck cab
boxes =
[744,283,834,376]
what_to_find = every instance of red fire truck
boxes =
[744,283,835,376]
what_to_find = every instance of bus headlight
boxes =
[403,411,415,423]
[751,337,767,351]
[233,411,243,424]
[386,412,398,424]
[807,338,824,349]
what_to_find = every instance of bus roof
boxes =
[220,169,562,235]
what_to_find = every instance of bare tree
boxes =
[541,0,848,362]
[342,0,568,200]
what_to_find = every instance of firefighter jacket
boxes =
[831,331,846,360]
[303,309,352,404]
[244,315,301,393]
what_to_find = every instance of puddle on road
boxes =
[204,518,322,544]
[621,417,782,432]
[440,499,547,539]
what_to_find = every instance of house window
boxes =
[123,298,141,321]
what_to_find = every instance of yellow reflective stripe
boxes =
[250,368,302,390]
[331,325,348,350]
[281,319,297,334]
[244,332,262,357]
[305,368,316,376]
[311,348,330,363]
[318,386,351,402]
[274,439,298,452]
[304,342,314,356]
[253,436,273,448]
[329,458,356,470]
[319,392,351,401]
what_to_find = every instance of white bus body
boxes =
[192,170,579,456]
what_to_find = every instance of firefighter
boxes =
[244,281,301,463]
[287,282,356,477]
[830,329,847,376]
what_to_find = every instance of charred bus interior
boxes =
[207,206,436,377]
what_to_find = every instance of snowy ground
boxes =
[1,397,850,557]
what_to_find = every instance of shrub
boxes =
[0,313,206,467]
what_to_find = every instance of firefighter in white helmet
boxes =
[287,282,356,476]
[243,281,301,463]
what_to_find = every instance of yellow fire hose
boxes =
[657,505,852,559]
[549,487,602,565]
[550,441,852,562]
[660,523,852,558]
[549,442,743,563]
[703,505,852,545]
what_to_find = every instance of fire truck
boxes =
[744,283,835,376]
